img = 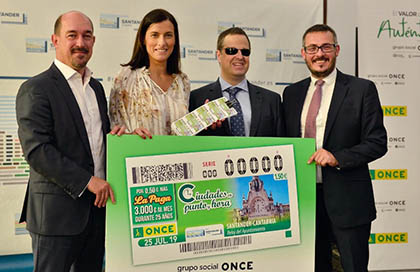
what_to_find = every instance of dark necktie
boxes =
[304,79,324,138]
[226,87,245,136]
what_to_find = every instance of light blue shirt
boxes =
[219,77,252,136]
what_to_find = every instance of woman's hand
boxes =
[109,125,126,136]
[133,127,153,139]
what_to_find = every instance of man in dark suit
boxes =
[189,27,284,137]
[16,11,123,272]
[282,24,387,272]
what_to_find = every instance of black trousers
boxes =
[30,206,105,272]
[315,184,371,272]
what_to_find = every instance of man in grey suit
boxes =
[282,24,387,272]
[16,11,123,272]
[189,27,284,137]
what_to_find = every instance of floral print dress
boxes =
[109,66,190,135]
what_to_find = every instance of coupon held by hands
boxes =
[171,97,237,136]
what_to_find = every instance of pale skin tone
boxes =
[51,11,94,81]
[216,34,250,86]
[206,34,251,129]
[302,31,340,167]
[52,11,126,207]
[146,20,176,92]
[131,19,176,139]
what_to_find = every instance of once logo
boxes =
[369,232,408,244]
[388,136,405,143]
[382,106,407,116]
[221,261,253,271]
[389,200,406,205]
[143,223,176,237]
[388,73,405,79]
[370,169,407,180]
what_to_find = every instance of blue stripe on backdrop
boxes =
[0,254,33,272]
[0,76,103,81]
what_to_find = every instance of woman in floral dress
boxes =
[109,9,190,138]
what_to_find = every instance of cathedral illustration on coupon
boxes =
[239,176,289,219]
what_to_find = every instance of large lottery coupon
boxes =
[125,145,300,265]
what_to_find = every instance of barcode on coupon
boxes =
[131,163,193,184]
[179,236,252,253]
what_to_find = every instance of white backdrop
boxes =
[0,0,322,256]
[357,0,420,270]
[328,0,420,270]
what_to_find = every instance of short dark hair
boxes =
[124,9,181,74]
[302,24,338,47]
[217,27,251,51]
[54,11,94,35]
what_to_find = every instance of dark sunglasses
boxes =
[224,47,251,56]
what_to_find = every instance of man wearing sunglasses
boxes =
[189,27,284,137]
[282,24,387,272]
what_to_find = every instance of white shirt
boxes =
[301,69,337,183]
[54,59,105,184]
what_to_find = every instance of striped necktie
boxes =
[304,79,324,138]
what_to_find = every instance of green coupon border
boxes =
[106,135,315,270]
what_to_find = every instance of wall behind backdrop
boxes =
[0,0,321,257]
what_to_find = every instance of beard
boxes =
[71,58,88,70]
[306,55,336,78]
[71,47,90,69]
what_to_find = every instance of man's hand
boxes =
[308,148,338,167]
[87,176,116,207]
[209,119,224,130]
[110,125,126,136]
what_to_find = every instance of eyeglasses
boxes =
[304,43,336,54]
[224,47,251,56]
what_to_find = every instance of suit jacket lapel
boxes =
[323,70,349,145]
[206,80,224,100]
[209,80,231,135]
[49,64,92,157]
[248,82,262,136]
[90,80,109,137]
